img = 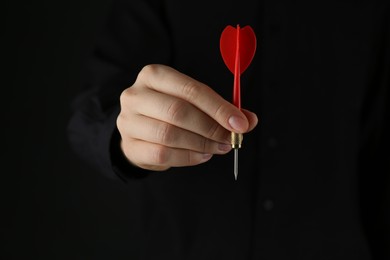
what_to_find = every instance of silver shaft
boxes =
[234,149,238,180]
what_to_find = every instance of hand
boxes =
[117,64,258,171]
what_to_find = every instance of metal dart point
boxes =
[231,132,243,180]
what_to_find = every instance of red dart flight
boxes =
[220,24,257,109]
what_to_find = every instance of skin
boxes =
[117,64,259,171]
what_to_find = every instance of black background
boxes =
[4,0,140,258]
[3,1,389,259]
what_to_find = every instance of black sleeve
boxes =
[67,0,172,181]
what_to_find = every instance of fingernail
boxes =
[228,116,247,132]
[201,154,213,162]
[218,143,232,152]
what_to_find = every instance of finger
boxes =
[125,87,231,144]
[135,64,250,133]
[241,109,259,132]
[119,113,232,154]
[122,139,214,170]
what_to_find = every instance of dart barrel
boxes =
[231,132,243,149]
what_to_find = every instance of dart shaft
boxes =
[233,25,241,109]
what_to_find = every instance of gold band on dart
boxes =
[231,132,243,149]
[231,132,243,180]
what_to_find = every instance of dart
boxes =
[220,24,257,180]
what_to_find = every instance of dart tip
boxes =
[234,148,239,181]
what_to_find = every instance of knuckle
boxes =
[119,87,135,105]
[119,88,128,105]
[150,145,170,165]
[187,151,201,165]
[212,103,235,129]
[156,123,175,145]
[181,80,200,101]
[187,152,193,165]
[137,64,159,82]
[206,122,220,140]
[213,103,227,120]
[166,99,188,122]
[121,139,136,162]
[116,114,125,132]
[201,138,209,153]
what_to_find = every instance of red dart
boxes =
[220,24,257,180]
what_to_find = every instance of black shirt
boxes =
[67,0,390,259]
